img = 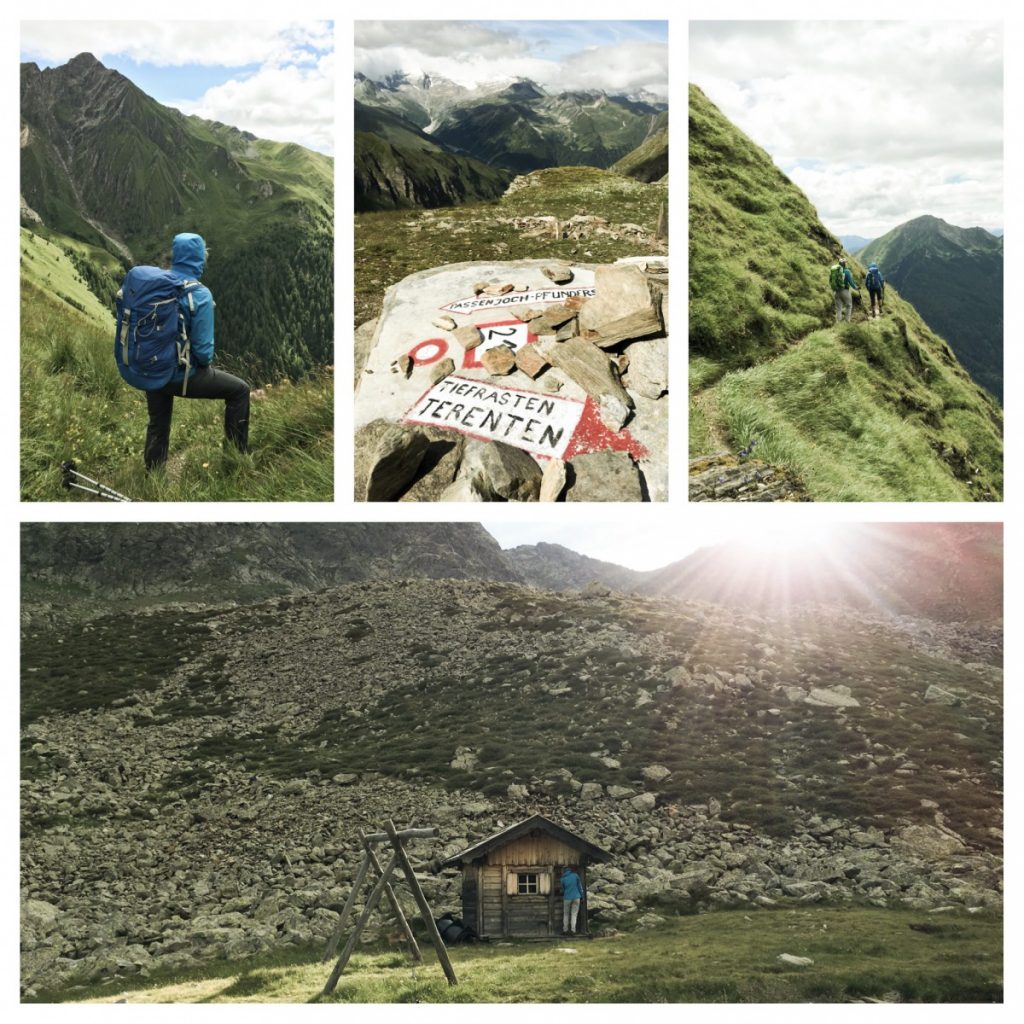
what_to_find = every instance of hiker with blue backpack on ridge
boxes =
[828,255,859,323]
[114,232,251,471]
[865,262,885,319]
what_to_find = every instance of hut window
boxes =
[516,873,539,895]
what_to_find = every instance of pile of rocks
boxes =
[689,453,809,501]
[354,259,668,502]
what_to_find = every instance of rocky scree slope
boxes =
[688,84,1002,501]
[21,53,333,380]
[21,577,1001,995]
[859,216,1003,402]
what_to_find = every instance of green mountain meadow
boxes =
[688,85,1002,501]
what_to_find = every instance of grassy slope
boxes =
[688,84,1002,501]
[20,246,333,502]
[355,166,667,325]
[37,909,1002,1004]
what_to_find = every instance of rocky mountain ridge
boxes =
[22,523,1003,629]
[859,216,1003,401]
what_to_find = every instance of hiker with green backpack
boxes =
[114,233,251,470]
[828,255,859,323]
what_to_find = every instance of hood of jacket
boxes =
[171,233,207,278]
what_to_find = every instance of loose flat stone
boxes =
[432,315,458,331]
[429,358,456,386]
[540,459,568,501]
[481,347,516,376]
[543,264,574,284]
[543,337,634,431]
[578,264,663,347]
[515,345,549,379]
[453,325,483,350]
[622,337,668,399]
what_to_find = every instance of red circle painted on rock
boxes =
[408,338,449,366]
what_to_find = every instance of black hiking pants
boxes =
[144,366,250,469]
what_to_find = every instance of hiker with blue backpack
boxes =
[114,232,250,470]
[865,262,885,318]
[828,255,859,323]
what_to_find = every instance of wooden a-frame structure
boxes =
[321,819,457,995]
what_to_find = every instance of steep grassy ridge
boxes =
[20,271,332,502]
[688,84,1002,501]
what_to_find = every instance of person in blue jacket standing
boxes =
[143,232,251,470]
[560,865,584,935]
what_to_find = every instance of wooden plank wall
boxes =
[483,835,579,866]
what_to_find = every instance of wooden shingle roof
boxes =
[441,813,612,867]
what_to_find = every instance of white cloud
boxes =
[354,21,528,58]
[691,21,1002,235]
[21,20,332,68]
[176,52,335,154]
[355,24,667,98]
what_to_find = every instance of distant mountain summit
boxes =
[21,52,333,378]
[859,215,1003,401]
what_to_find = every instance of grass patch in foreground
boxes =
[714,324,1000,501]
[46,907,1002,1004]
[20,279,333,502]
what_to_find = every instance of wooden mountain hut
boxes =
[440,814,612,938]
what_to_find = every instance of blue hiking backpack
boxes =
[866,267,883,291]
[114,266,200,395]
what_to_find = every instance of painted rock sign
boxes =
[404,375,584,459]
[440,285,595,316]
[355,259,667,500]
[410,320,536,371]
[355,260,600,433]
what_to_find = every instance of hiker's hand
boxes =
[251,388,268,402]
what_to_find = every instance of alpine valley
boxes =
[352,70,668,328]
[20,53,334,501]
[21,53,333,378]
[21,523,1003,1002]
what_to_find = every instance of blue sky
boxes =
[355,20,668,98]
[20,21,334,153]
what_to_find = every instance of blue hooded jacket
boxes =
[866,263,885,292]
[170,232,214,379]
[561,868,583,901]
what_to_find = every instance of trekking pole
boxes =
[60,461,133,502]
